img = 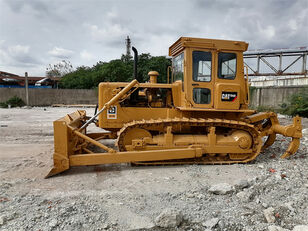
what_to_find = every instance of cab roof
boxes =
[169,37,249,56]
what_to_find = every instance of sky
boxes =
[0,0,307,76]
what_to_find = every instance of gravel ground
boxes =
[0,107,307,231]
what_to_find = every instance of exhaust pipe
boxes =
[132,47,140,82]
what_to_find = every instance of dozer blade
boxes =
[46,110,87,178]
[46,153,69,178]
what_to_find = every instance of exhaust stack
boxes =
[132,47,140,82]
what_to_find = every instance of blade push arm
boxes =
[79,79,139,130]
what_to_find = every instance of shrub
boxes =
[0,96,25,108]
[281,89,308,117]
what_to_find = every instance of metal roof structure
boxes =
[244,47,307,76]
[0,71,60,86]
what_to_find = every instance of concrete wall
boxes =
[0,88,97,106]
[0,86,306,108]
[250,86,307,109]
[249,75,308,87]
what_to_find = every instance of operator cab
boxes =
[169,37,249,111]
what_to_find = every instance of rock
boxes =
[293,225,308,231]
[49,218,58,227]
[248,177,258,185]
[262,203,269,208]
[196,193,205,199]
[154,208,182,228]
[264,207,276,223]
[208,183,234,195]
[236,191,253,202]
[22,106,32,109]
[283,202,295,212]
[186,192,194,198]
[0,216,6,225]
[218,219,225,229]
[302,128,308,136]
[202,218,219,229]
[268,225,290,231]
[102,223,109,229]
[234,179,250,189]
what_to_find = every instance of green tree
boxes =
[136,54,171,83]
[59,54,171,89]
[148,56,171,83]
[59,66,94,89]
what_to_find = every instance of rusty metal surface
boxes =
[0,71,60,86]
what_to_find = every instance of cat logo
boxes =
[221,92,238,102]
[107,106,117,119]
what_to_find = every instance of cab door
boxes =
[187,48,215,108]
[214,51,241,110]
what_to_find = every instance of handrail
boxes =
[244,65,250,104]
[167,66,172,84]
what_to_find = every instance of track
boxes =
[117,117,263,165]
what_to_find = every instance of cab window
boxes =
[173,52,184,82]
[193,88,211,104]
[193,51,212,82]
[218,52,237,79]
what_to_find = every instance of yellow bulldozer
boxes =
[47,37,302,177]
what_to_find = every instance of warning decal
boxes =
[107,106,117,119]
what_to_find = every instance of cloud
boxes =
[86,23,131,46]
[0,0,307,76]
[48,47,74,59]
[0,42,7,65]
[8,45,30,56]
[189,0,308,49]
[84,8,131,46]
[80,50,95,62]
[257,24,276,41]
[4,0,53,17]
[0,42,41,67]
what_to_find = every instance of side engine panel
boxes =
[97,82,179,130]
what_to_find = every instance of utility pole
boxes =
[25,72,29,106]
[125,36,131,57]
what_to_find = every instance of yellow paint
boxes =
[46,37,302,178]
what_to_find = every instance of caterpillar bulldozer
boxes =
[46,37,302,177]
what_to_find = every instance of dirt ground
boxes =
[0,107,307,231]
